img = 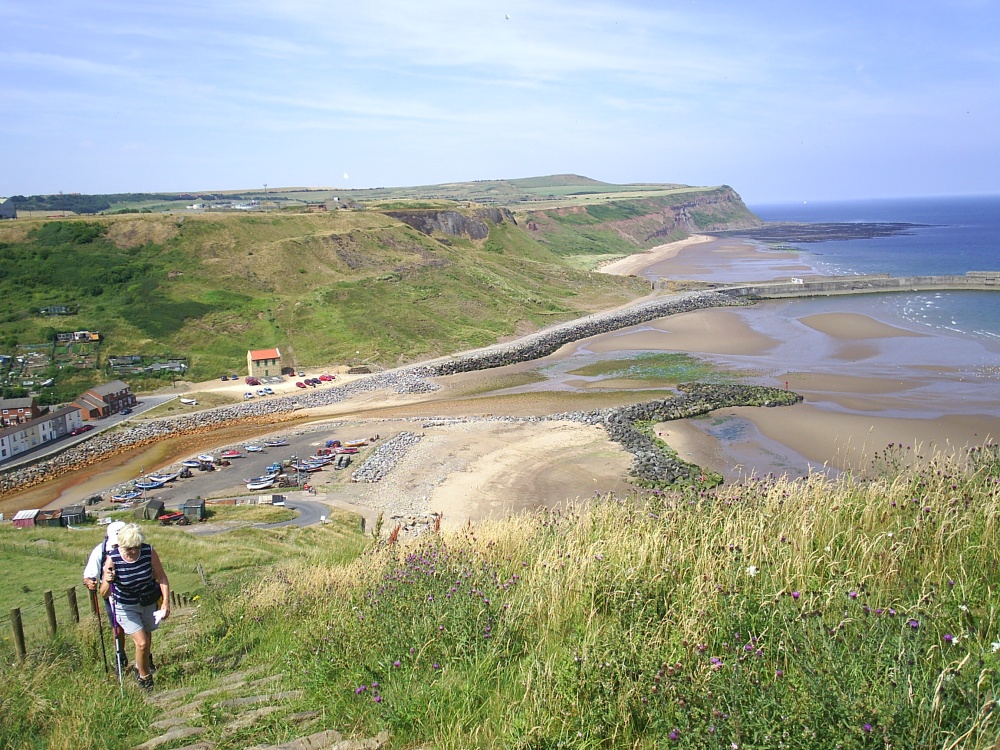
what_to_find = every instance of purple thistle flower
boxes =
[393,660,401,667]
[669,730,679,741]
[373,694,382,703]
[432,663,440,670]
[355,685,367,694]
[776,669,783,677]
[849,591,858,599]
[863,723,873,733]
[791,591,800,599]
[944,633,955,643]
[908,618,920,629]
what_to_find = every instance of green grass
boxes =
[567,352,745,384]
[4,444,999,748]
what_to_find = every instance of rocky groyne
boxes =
[0,289,754,496]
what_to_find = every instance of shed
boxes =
[61,505,86,526]
[181,498,206,521]
[12,509,39,528]
[134,499,165,521]
[36,509,63,527]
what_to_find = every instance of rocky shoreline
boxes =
[0,289,756,496]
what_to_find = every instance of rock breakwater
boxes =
[0,290,754,497]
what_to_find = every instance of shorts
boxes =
[113,601,160,635]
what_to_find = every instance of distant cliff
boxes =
[383,207,516,240]
[524,186,762,250]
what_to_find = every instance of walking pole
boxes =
[109,583,124,696]
[93,589,109,675]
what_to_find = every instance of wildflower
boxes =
[669,729,679,741]
[355,685,367,694]
[960,604,969,612]
[991,641,1000,652]
[849,591,858,599]
[944,634,955,644]
[776,669,783,677]
[393,660,401,667]
[373,695,383,703]
[863,723,873,733]
[791,591,800,599]
[746,565,759,577]
[908,619,920,629]
[432,663,440,670]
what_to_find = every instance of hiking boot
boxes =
[136,673,154,692]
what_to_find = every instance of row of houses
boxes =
[0,380,136,464]
[11,505,87,527]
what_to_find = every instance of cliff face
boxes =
[528,186,762,249]
[383,207,516,240]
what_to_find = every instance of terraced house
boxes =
[72,379,136,420]
[0,405,83,463]
[0,396,41,427]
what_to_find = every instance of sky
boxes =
[2,1,998,204]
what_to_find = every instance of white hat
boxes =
[105,521,127,551]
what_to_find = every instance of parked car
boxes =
[319,374,333,381]
[295,381,307,389]
[231,374,239,380]
[297,370,305,377]
[221,375,229,381]
[120,407,133,415]
[256,388,267,397]
[263,386,275,395]
[244,391,255,399]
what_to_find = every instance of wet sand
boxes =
[6,234,998,525]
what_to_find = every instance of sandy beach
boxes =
[8,233,998,528]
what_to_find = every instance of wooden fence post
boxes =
[89,587,99,615]
[10,608,25,662]
[44,591,57,637]
[67,587,79,624]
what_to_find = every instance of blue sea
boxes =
[749,195,1000,344]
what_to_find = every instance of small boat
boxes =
[263,438,289,447]
[308,454,334,464]
[180,398,198,406]
[111,489,142,503]
[197,454,217,464]
[181,459,202,468]
[135,479,166,491]
[288,462,324,472]
[220,450,243,459]
[335,446,359,455]
[246,477,276,491]
[245,444,264,452]
[265,463,283,477]
[147,472,178,483]
[343,439,367,448]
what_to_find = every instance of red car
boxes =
[245,376,261,385]
[295,381,307,389]
[319,374,334,381]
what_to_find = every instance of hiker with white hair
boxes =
[83,520,128,673]
[100,523,170,691]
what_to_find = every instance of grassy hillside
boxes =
[2,444,998,748]
[0,176,760,398]
[0,208,648,396]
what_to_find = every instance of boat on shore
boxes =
[245,444,264,452]
[246,476,276,491]
[220,449,243,459]
[263,438,289,447]
[181,459,202,468]
[342,439,367,448]
[147,472,178,483]
[111,489,142,503]
[180,398,198,406]
[135,478,166,491]
[197,454,217,464]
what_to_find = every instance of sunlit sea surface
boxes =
[750,195,1000,344]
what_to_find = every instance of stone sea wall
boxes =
[0,290,755,496]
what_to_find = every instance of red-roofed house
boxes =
[247,348,282,379]
[72,379,136,420]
